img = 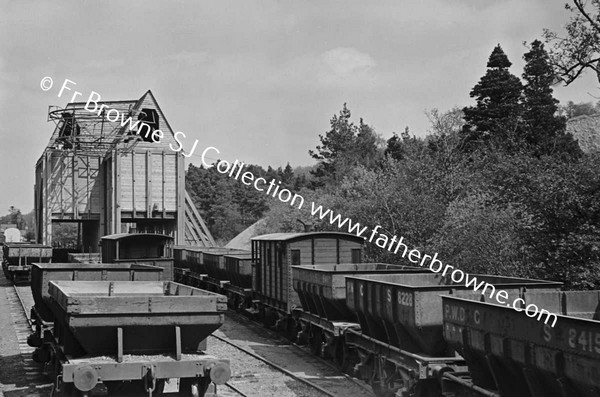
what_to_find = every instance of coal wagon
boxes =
[344,273,563,397]
[291,263,429,367]
[100,233,174,281]
[442,291,600,397]
[1,242,52,282]
[173,247,252,309]
[43,280,230,396]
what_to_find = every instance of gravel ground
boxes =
[0,275,372,397]
[206,336,319,397]
[0,275,51,397]
[205,312,374,397]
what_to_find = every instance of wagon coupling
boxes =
[143,365,157,395]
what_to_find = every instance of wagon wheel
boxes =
[309,328,323,356]
[179,377,211,397]
[262,308,276,329]
[296,322,309,346]
[231,294,240,310]
[54,383,81,397]
[412,380,441,397]
[370,360,397,397]
[334,339,357,373]
[285,317,298,342]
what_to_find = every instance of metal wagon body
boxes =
[1,242,52,282]
[343,273,563,396]
[291,263,430,367]
[100,233,175,281]
[45,280,230,396]
[442,292,600,397]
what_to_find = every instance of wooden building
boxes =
[35,90,214,251]
[251,232,364,313]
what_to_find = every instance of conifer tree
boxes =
[462,45,524,152]
[522,40,582,159]
[309,104,382,187]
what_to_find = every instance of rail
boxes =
[225,309,374,396]
[209,332,339,397]
[13,284,34,330]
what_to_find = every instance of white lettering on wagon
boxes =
[568,329,600,353]
[397,291,413,306]
[444,304,466,322]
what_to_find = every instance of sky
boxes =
[0,0,598,214]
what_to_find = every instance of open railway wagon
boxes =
[1,242,52,282]
[222,252,253,309]
[100,233,175,281]
[42,280,230,396]
[291,263,430,365]
[173,245,191,270]
[343,273,563,397]
[28,262,165,355]
[442,291,600,397]
[174,247,252,309]
[67,252,102,264]
[250,232,364,331]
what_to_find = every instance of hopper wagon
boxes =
[344,273,563,397]
[442,291,600,397]
[291,263,430,367]
[42,280,230,396]
[1,242,52,283]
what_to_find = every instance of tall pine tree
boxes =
[522,40,582,159]
[309,104,382,187]
[462,45,524,152]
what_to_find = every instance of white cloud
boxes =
[319,47,377,87]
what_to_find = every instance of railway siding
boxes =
[205,312,373,397]
[0,274,50,396]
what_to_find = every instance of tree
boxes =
[429,192,534,277]
[385,127,425,161]
[280,163,294,186]
[462,45,524,152]
[185,163,269,243]
[309,104,383,187]
[7,206,24,229]
[543,0,600,86]
[425,107,465,164]
[521,40,582,159]
[561,100,600,118]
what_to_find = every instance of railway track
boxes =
[4,275,367,397]
[0,275,50,396]
[227,310,374,394]
[206,311,374,397]
[211,332,331,397]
